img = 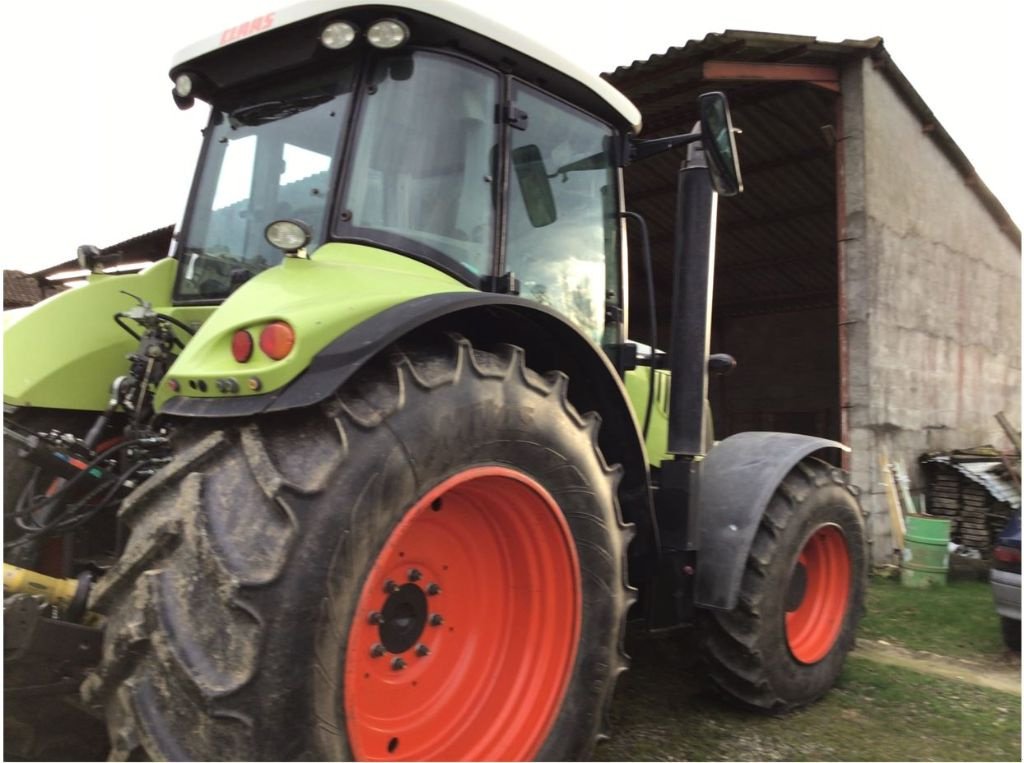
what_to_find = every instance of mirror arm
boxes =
[629,131,701,163]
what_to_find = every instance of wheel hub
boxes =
[379,583,428,654]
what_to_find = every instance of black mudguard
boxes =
[694,431,849,611]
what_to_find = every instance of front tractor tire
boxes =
[700,459,868,712]
[83,335,633,761]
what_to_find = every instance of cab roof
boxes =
[171,0,643,133]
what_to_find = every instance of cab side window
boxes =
[505,85,618,344]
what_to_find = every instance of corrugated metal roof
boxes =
[923,454,1021,510]
[608,31,1018,238]
[605,31,1018,340]
[606,31,879,82]
[610,35,846,330]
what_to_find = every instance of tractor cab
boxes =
[170,2,641,344]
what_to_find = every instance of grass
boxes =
[598,639,1020,762]
[595,576,1020,761]
[860,575,1006,660]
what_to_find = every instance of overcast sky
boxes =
[4,0,1019,273]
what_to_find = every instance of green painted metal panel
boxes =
[3,259,184,411]
[624,365,670,466]
[153,243,473,409]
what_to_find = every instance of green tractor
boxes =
[3,2,868,760]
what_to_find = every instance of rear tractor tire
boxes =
[699,458,868,712]
[82,335,634,761]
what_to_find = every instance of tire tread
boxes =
[698,458,866,713]
[88,334,634,760]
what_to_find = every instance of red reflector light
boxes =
[232,330,254,363]
[259,321,295,360]
[994,546,1021,564]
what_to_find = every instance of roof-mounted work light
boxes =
[321,21,357,50]
[367,19,409,49]
[172,72,196,110]
[173,73,194,98]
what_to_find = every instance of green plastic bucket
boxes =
[901,515,952,588]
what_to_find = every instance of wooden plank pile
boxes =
[921,452,1018,557]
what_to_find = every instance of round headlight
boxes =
[265,219,312,253]
[367,19,409,49]
[321,21,357,50]
[174,73,194,98]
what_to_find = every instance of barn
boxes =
[606,31,1021,560]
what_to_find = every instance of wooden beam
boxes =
[703,60,840,93]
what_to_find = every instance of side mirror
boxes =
[698,92,743,197]
[511,145,557,228]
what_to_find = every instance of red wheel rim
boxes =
[784,524,851,664]
[344,466,582,761]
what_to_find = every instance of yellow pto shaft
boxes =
[3,562,81,612]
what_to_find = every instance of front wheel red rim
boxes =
[344,466,582,761]
[784,524,851,664]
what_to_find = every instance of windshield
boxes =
[175,65,356,301]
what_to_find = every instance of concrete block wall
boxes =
[841,58,1021,563]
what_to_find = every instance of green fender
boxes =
[152,243,473,410]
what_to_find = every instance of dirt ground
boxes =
[595,627,1021,762]
[855,637,1020,695]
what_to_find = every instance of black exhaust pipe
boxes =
[667,137,717,458]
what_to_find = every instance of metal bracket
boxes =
[4,595,102,699]
[481,272,521,295]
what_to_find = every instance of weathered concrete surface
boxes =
[842,57,1021,562]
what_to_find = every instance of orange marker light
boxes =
[232,330,254,363]
[259,321,295,360]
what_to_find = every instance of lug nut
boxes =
[391,657,406,671]
[426,583,441,596]
[429,614,444,627]
[370,643,386,658]
[408,568,422,582]
[368,611,383,625]
[415,644,430,657]
[383,579,399,594]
